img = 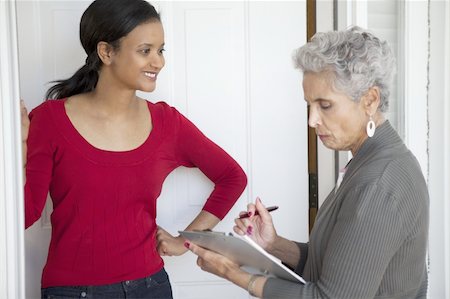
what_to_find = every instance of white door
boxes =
[17,1,308,298]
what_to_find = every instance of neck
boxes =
[89,73,140,116]
[350,114,386,156]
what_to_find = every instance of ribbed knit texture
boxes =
[25,99,247,288]
[264,121,429,299]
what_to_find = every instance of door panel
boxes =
[17,1,307,298]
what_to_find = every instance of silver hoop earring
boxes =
[366,117,375,138]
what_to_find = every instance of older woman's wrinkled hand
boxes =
[234,197,278,252]
[186,241,242,280]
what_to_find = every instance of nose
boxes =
[308,106,320,128]
[150,52,165,70]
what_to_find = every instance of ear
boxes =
[362,86,381,116]
[97,41,114,66]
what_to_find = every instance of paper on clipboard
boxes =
[179,230,305,283]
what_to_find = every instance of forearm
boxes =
[184,210,221,231]
[226,268,268,298]
[267,235,300,269]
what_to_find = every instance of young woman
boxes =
[22,0,247,298]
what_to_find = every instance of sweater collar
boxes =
[342,120,403,181]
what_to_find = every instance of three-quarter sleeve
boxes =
[24,104,54,228]
[293,242,309,275]
[173,110,247,219]
[263,185,407,298]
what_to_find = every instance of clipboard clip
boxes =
[193,229,233,236]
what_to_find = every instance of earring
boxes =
[366,116,375,138]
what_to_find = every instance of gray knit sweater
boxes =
[263,121,429,299]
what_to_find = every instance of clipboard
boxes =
[179,230,305,283]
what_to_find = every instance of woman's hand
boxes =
[20,100,30,143]
[234,197,278,252]
[186,241,267,297]
[186,241,243,281]
[156,226,188,256]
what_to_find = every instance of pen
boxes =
[238,206,279,219]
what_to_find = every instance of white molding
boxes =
[401,0,429,176]
[396,0,406,140]
[337,0,368,29]
[316,0,336,207]
[350,0,368,29]
[0,1,26,299]
[444,2,450,296]
[428,0,450,297]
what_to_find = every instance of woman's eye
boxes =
[158,48,165,55]
[320,102,331,109]
[141,49,150,54]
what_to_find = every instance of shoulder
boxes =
[378,154,428,202]
[29,99,63,123]
[27,100,65,143]
[147,100,183,118]
[146,100,195,131]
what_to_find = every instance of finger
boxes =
[158,246,170,256]
[157,244,165,255]
[234,218,249,235]
[238,210,247,217]
[186,242,208,258]
[255,197,272,222]
[233,224,246,236]
[246,202,257,217]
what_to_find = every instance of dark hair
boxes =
[46,0,160,100]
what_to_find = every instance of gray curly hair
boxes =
[293,26,396,113]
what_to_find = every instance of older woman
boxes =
[186,26,429,299]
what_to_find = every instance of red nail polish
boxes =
[184,241,190,249]
[246,226,253,235]
[247,211,253,217]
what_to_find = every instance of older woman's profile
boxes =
[187,26,429,299]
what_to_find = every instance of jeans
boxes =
[41,268,173,299]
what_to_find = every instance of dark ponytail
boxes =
[45,0,160,100]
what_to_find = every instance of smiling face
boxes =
[303,71,371,155]
[104,21,165,93]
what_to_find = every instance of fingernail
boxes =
[256,197,261,203]
[184,241,190,249]
[247,211,253,217]
[246,226,253,235]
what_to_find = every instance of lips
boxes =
[317,134,329,141]
[144,72,157,79]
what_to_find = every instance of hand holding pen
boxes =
[238,205,279,219]
[234,197,279,251]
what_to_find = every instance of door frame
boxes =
[0,1,26,298]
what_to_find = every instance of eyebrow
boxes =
[138,43,165,48]
[304,97,331,102]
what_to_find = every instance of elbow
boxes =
[25,207,40,229]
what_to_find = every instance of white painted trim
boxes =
[401,0,429,176]
[316,0,336,207]
[335,0,368,178]
[337,0,368,29]
[428,0,450,297]
[350,0,368,29]
[444,2,450,294]
[0,1,26,299]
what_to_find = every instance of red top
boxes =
[25,99,247,288]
